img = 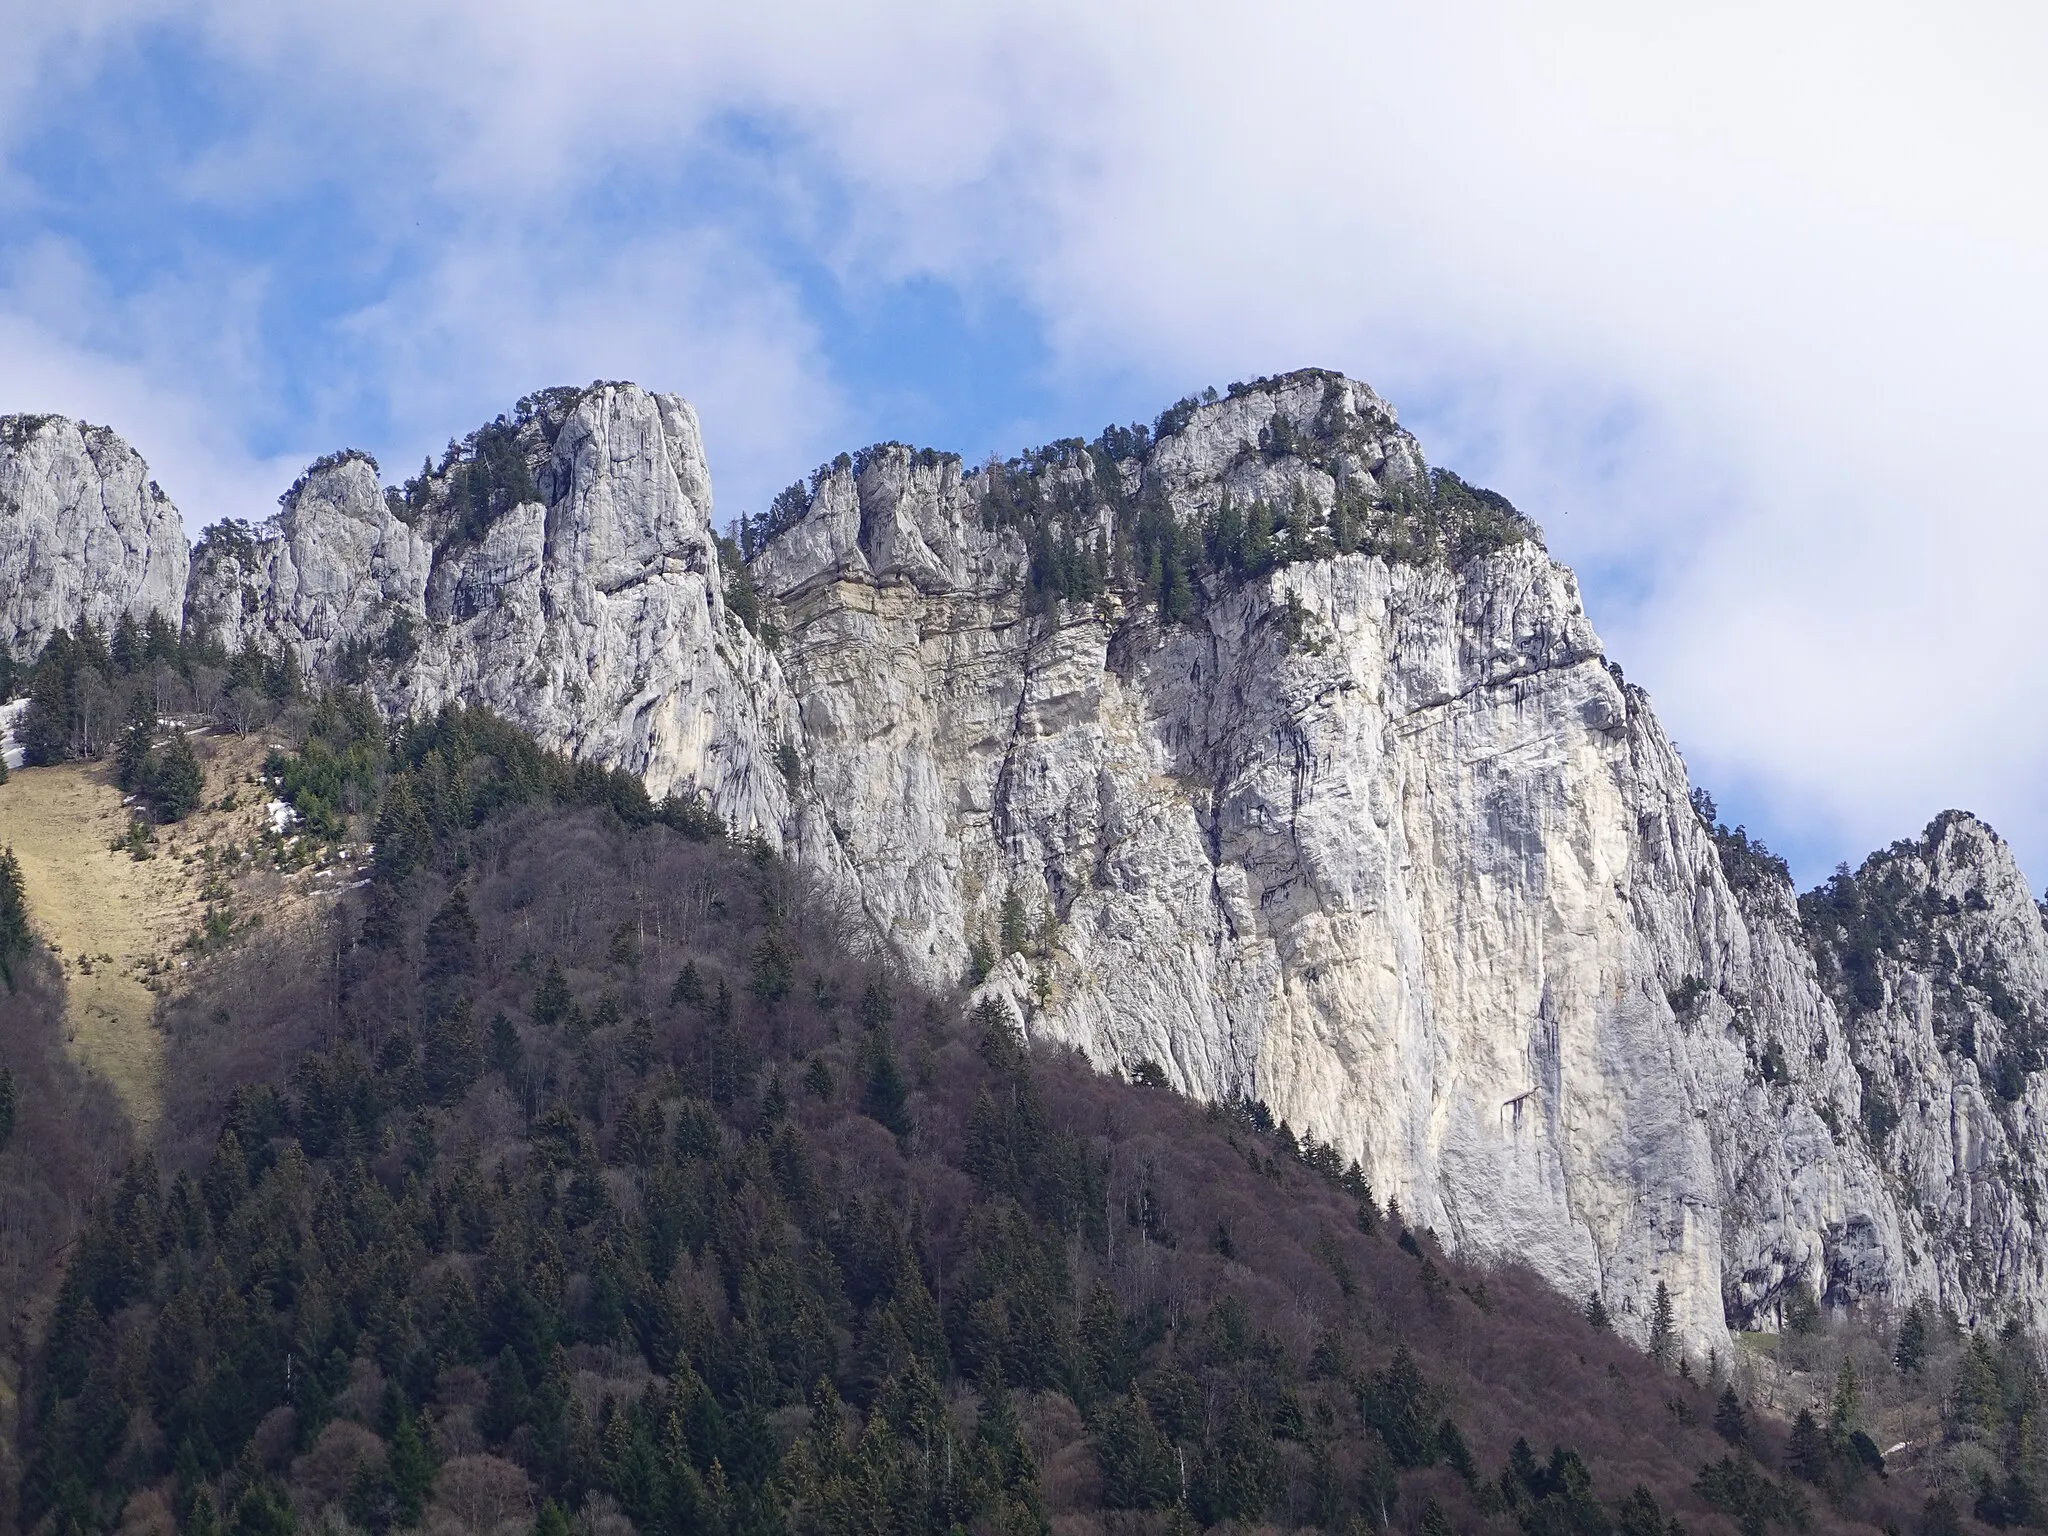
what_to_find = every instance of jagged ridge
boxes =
[4,373,2048,1361]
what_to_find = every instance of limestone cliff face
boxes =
[1801,812,2048,1324]
[21,367,2045,1355]
[0,415,189,656]
[186,450,431,674]
[186,385,796,837]
[745,372,1911,1353]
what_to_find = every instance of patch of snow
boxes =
[0,698,29,770]
[267,797,298,834]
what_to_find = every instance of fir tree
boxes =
[1787,1408,1827,1485]
[111,612,143,674]
[1616,1485,1669,1536]
[998,888,1029,955]
[146,727,205,821]
[0,847,30,989]
[116,695,156,791]
[532,957,574,1029]
[230,1482,296,1536]
[803,1055,834,1101]
[862,1036,912,1139]
[1649,1280,1676,1367]
[487,1011,522,1079]
[1713,1386,1748,1447]
[1894,1300,1929,1374]
[1095,1387,1179,1510]
[421,886,478,1018]
[373,772,433,882]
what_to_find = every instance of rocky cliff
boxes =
[186,386,796,837]
[0,414,189,658]
[1801,812,2048,1323]
[744,372,1908,1355]
[10,368,2048,1357]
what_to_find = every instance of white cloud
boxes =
[1,0,2045,881]
[348,222,849,517]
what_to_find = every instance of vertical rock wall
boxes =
[0,415,189,656]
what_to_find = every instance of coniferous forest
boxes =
[0,702,2030,1536]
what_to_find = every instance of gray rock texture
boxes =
[747,372,1906,1355]
[185,385,796,837]
[0,415,189,657]
[1801,812,2048,1325]
[13,367,2044,1360]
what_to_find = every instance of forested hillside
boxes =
[0,701,2020,1536]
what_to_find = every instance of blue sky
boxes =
[2,2,2045,890]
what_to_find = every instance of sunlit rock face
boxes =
[1801,812,2048,1325]
[186,450,432,679]
[0,415,189,656]
[186,385,796,837]
[77,366,2043,1355]
[744,371,1909,1357]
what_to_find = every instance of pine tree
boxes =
[1787,1407,1827,1485]
[1366,1346,1436,1467]
[1894,1300,1929,1374]
[0,1064,15,1154]
[229,1482,296,1536]
[116,695,156,791]
[1585,1289,1611,1331]
[146,727,205,821]
[1830,1357,1861,1434]
[1921,1493,1962,1536]
[1437,1418,1478,1485]
[422,1002,481,1105]
[487,1012,522,1078]
[185,1490,222,1536]
[111,612,143,674]
[1192,1392,1279,1525]
[20,630,78,766]
[373,773,433,882]
[532,957,574,1029]
[804,1055,834,1101]
[0,847,30,989]
[1095,1387,1179,1510]
[202,1127,249,1223]
[998,888,1029,956]
[388,1407,436,1525]
[1616,1485,1667,1536]
[670,959,703,1006]
[1649,1280,1676,1367]
[1713,1386,1749,1447]
[862,1037,912,1139]
[421,887,478,1019]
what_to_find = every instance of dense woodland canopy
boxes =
[0,696,2026,1536]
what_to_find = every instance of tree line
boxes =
[11,705,1965,1536]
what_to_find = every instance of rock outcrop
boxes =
[0,415,189,658]
[10,367,2045,1359]
[746,372,1906,1354]
[1802,812,2048,1323]
[186,386,796,837]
